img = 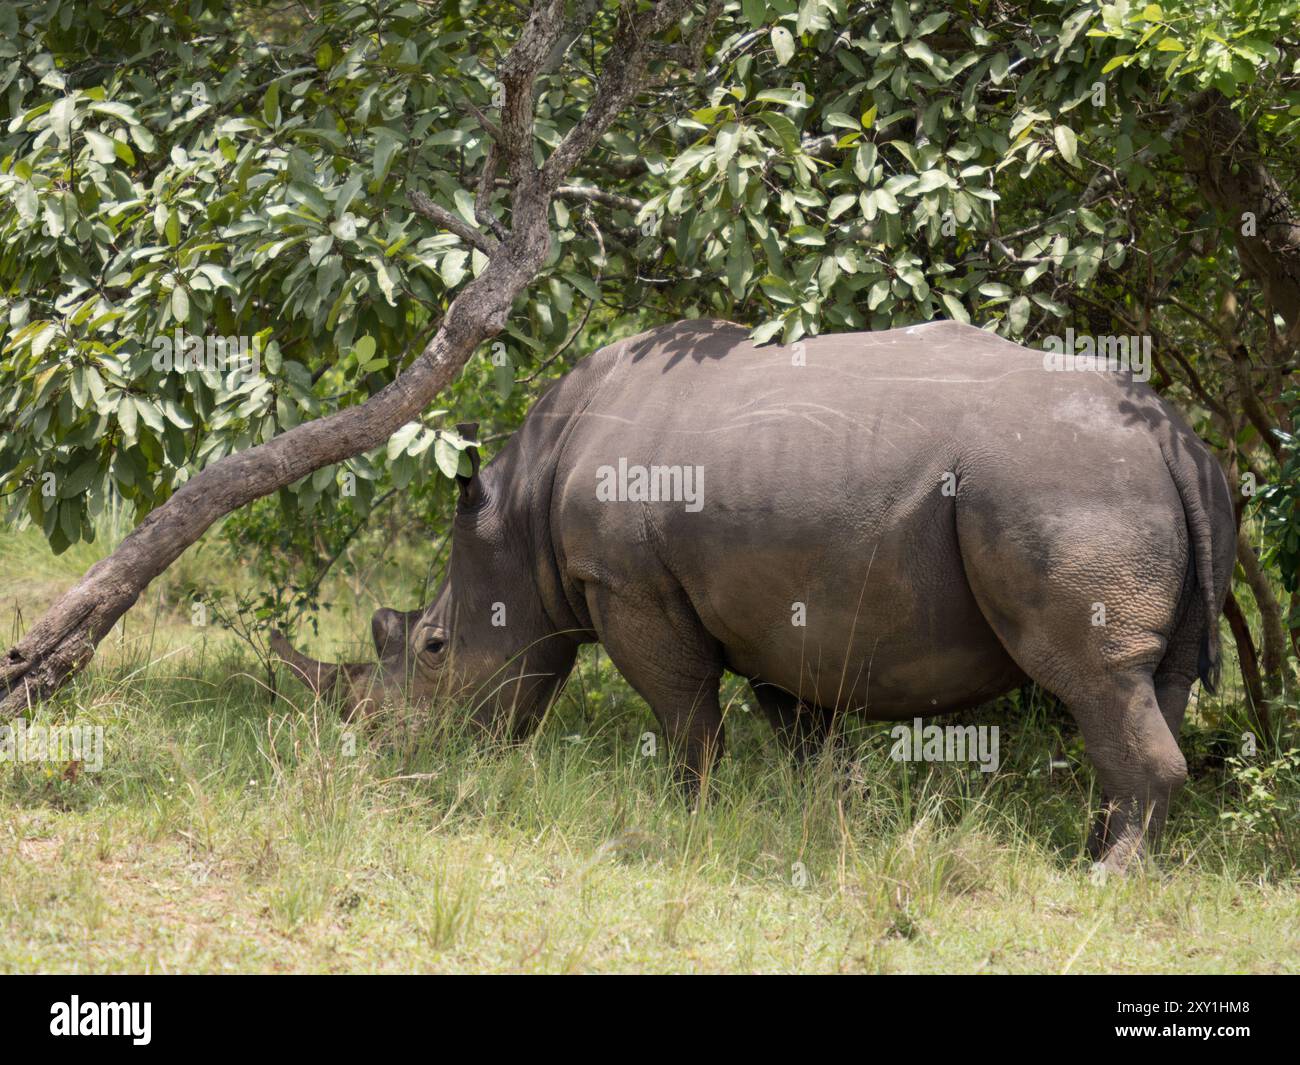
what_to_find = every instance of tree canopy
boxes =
[1,0,1297,714]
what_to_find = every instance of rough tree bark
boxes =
[1223,591,1269,730]
[1237,533,1287,693]
[1,0,708,717]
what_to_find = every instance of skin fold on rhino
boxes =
[275,319,1236,871]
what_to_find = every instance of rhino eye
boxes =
[425,637,446,655]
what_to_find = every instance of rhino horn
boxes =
[270,630,342,697]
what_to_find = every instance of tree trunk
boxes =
[1290,589,1300,661]
[1223,590,1272,738]
[1235,530,1287,695]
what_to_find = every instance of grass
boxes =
[0,522,1297,973]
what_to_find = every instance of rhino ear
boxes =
[371,608,404,659]
[371,607,419,660]
[454,421,482,508]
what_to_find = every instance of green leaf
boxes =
[1008,295,1031,333]
[715,122,740,168]
[911,170,951,194]
[387,422,421,461]
[62,457,100,496]
[353,335,377,363]
[759,273,798,303]
[434,436,461,479]
[263,80,281,125]
[742,0,767,27]
[117,396,138,444]
[789,225,825,246]
[753,88,808,107]
[828,194,857,220]
[373,129,404,184]
[84,129,118,164]
[494,360,514,399]
[771,27,795,67]
[891,0,911,37]
[757,112,801,155]
[1053,125,1079,167]
[853,142,878,180]
[940,293,970,323]
[49,96,75,146]
[373,259,399,305]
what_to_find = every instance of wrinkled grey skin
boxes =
[278,319,1235,870]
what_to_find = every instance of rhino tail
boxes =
[1159,440,1225,694]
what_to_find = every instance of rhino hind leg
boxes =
[749,681,836,764]
[981,643,1188,872]
[1085,569,1206,865]
[585,584,726,795]
[1073,672,1189,870]
[954,483,1193,870]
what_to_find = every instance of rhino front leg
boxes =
[587,585,725,796]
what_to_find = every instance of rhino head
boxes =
[274,424,578,736]
[270,606,423,722]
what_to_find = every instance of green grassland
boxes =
[1,520,1297,973]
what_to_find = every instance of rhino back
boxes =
[542,319,1199,715]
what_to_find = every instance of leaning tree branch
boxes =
[498,0,567,187]
[1,0,706,717]
[1224,590,1271,734]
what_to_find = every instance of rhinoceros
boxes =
[275,319,1235,869]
